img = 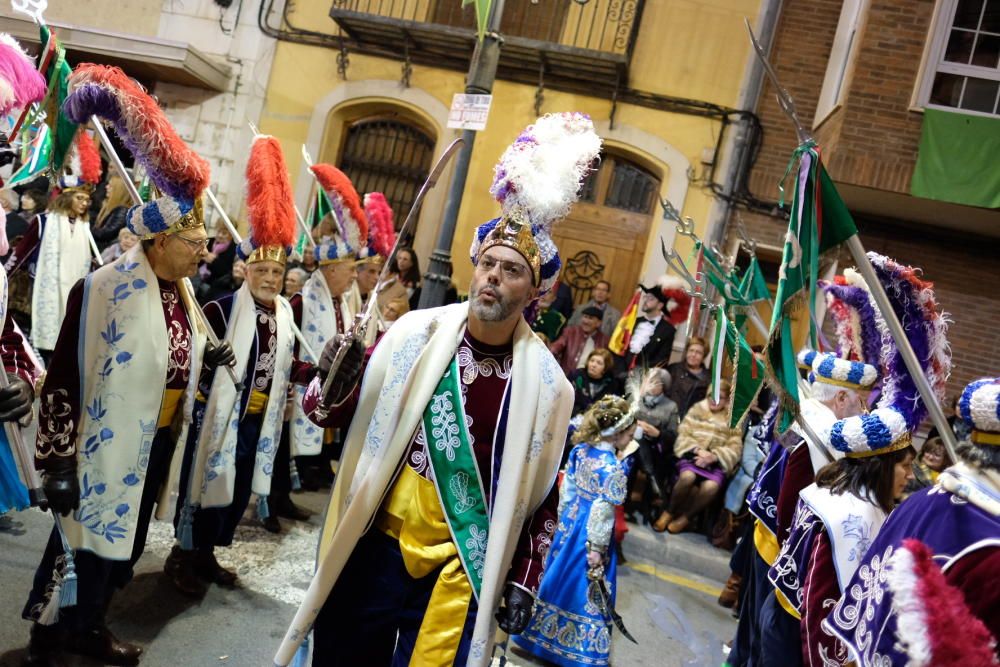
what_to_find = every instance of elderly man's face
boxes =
[246,260,284,306]
[580,314,600,334]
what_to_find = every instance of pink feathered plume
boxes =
[0,36,46,116]
[363,192,395,257]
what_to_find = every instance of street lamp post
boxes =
[418,0,507,308]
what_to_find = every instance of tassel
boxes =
[291,634,310,667]
[59,556,77,609]
[177,501,195,551]
[257,495,270,520]
[289,460,301,492]
[36,569,63,626]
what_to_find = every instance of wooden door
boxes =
[554,153,659,314]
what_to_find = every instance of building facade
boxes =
[725,0,1000,400]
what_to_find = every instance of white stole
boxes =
[315,303,574,665]
[31,212,93,351]
[64,244,206,560]
[190,283,295,507]
[290,271,351,456]
[800,483,888,591]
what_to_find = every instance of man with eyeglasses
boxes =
[21,70,236,666]
[276,113,598,667]
[4,168,101,360]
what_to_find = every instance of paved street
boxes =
[0,493,735,666]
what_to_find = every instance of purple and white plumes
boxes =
[823,272,881,367]
[489,112,601,231]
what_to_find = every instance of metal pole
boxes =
[418,0,507,309]
[90,118,243,391]
[844,235,959,462]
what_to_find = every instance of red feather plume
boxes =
[76,131,102,185]
[658,275,692,326]
[309,163,368,244]
[245,136,296,248]
[363,192,395,257]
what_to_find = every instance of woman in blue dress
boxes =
[514,394,638,666]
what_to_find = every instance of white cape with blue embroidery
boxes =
[188,283,295,508]
[313,302,574,666]
[290,270,352,456]
[64,244,206,560]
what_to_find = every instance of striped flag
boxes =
[608,289,641,356]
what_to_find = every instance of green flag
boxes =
[739,256,770,304]
[6,124,51,188]
[767,144,858,432]
[36,25,77,175]
[463,0,492,41]
[722,309,766,429]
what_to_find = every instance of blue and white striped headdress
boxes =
[470,112,601,296]
[829,253,950,459]
[809,351,879,392]
[959,378,1000,447]
[126,195,203,239]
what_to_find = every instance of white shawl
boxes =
[290,271,351,456]
[31,212,92,350]
[316,303,573,665]
[63,244,206,560]
[190,283,295,507]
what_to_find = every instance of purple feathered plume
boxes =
[62,84,191,201]
[869,255,934,430]
[823,282,881,367]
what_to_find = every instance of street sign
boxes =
[447,93,492,131]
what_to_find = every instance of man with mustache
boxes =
[284,113,600,666]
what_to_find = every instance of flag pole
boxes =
[89,118,244,392]
[744,19,958,462]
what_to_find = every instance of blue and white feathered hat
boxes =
[829,253,950,458]
[959,378,1000,447]
[805,351,879,392]
[470,112,601,296]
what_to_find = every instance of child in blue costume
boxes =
[514,394,638,666]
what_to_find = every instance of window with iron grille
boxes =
[577,153,659,213]
[338,116,436,226]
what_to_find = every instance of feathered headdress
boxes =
[639,274,692,326]
[62,64,210,237]
[309,164,367,266]
[356,192,395,264]
[829,253,951,458]
[0,34,46,117]
[470,112,601,295]
[238,135,296,265]
[58,130,103,193]
[958,377,1000,448]
[821,272,882,367]
[885,539,999,667]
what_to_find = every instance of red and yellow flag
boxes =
[608,289,641,356]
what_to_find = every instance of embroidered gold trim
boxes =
[845,433,912,458]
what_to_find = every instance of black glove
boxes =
[319,337,365,402]
[42,465,80,517]
[0,374,33,422]
[203,341,237,370]
[495,584,534,635]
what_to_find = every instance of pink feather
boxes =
[0,36,46,116]
[0,205,8,256]
[363,192,395,257]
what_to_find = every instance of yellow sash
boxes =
[376,466,474,665]
[246,390,268,415]
[157,388,184,429]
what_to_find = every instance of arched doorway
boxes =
[555,151,661,311]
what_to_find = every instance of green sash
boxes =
[422,357,490,600]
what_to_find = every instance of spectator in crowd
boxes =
[284,266,308,298]
[531,288,566,343]
[302,248,318,273]
[17,188,46,218]
[387,246,421,303]
[628,367,680,522]
[0,189,28,264]
[568,348,620,417]
[203,258,246,303]
[925,395,972,443]
[380,295,410,330]
[902,436,951,497]
[614,276,690,377]
[567,279,621,337]
[196,224,237,298]
[666,336,711,420]
[549,305,610,376]
[100,227,139,263]
[550,275,575,321]
[655,380,742,534]
[90,174,132,251]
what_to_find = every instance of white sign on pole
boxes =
[447,93,492,131]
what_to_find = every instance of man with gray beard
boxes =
[285,113,599,666]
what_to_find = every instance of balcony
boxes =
[328,0,645,97]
